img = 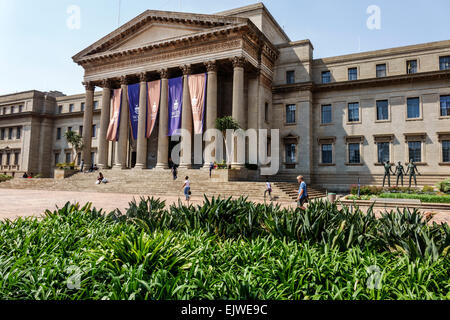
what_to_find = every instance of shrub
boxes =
[351,185,383,196]
[436,178,450,193]
[422,185,435,193]
[0,174,13,183]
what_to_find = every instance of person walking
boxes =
[80,159,84,173]
[296,175,308,210]
[182,176,191,203]
[264,179,273,201]
[209,161,215,178]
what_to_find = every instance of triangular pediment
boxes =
[73,10,248,62]
[110,23,208,51]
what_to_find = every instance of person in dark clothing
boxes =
[209,162,215,178]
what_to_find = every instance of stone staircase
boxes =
[0,169,326,203]
[273,182,327,201]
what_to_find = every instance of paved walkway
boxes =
[0,189,449,225]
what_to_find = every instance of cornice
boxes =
[272,82,314,94]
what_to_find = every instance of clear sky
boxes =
[0,0,449,96]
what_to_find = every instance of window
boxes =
[58,105,63,114]
[407,97,420,119]
[16,127,21,139]
[286,71,295,84]
[376,100,389,121]
[79,125,83,136]
[407,60,417,74]
[81,103,85,112]
[285,144,296,164]
[56,128,62,140]
[348,68,357,81]
[348,143,361,164]
[19,105,23,113]
[94,101,99,110]
[321,105,332,124]
[69,104,74,113]
[67,127,72,133]
[65,153,71,164]
[348,102,360,122]
[265,102,269,122]
[321,71,331,84]
[14,153,19,165]
[0,128,5,140]
[286,104,296,124]
[92,124,97,138]
[8,128,13,140]
[321,144,333,164]
[377,142,390,163]
[440,95,450,117]
[10,106,15,114]
[376,64,386,77]
[440,56,450,70]
[91,152,96,165]
[2,107,5,115]
[443,141,450,163]
[6,153,10,165]
[54,153,60,166]
[408,141,422,163]
[77,153,82,166]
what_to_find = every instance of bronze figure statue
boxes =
[382,161,395,187]
[394,161,406,187]
[406,159,421,188]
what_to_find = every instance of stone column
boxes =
[98,79,111,170]
[179,64,193,169]
[155,69,169,169]
[114,76,129,169]
[203,61,218,168]
[135,73,148,169]
[82,82,95,168]
[231,57,246,168]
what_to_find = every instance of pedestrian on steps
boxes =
[182,176,191,203]
[264,179,273,201]
[296,175,309,210]
[209,162,215,178]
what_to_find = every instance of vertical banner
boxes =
[168,77,183,136]
[188,73,207,135]
[146,80,161,138]
[127,83,140,140]
[106,89,122,141]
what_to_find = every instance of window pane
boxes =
[348,103,359,122]
[408,141,422,163]
[286,105,296,124]
[407,60,417,74]
[376,64,386,77]
[286,71,295,84]
[348,143,360,164]
[285,144,296,164]
[440,56,450,70]
[322,71,331,84]
[377,142,390,163]
[440,95,450,117]
[443,141,450,163]
[321,105,332,124]
[407,98,420,119]
[348,68,357,81]
[376,100,389,120]
[322,144,332,164]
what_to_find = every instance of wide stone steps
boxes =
[273,182,327,201]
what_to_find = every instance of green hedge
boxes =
[378,193,450,204]
[0,174,12,183]
[0,199,449,300]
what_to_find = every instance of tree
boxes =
[64,131,84,166]
[215,116,240,168]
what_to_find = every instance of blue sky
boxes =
[0,0,449,95]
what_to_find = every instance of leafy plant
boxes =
[215,116,240,168]
[64,131,83,166]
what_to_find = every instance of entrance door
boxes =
[131,151,137,168]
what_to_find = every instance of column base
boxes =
[113,164,127,170]
[179,164,192,170]
[133,163,147,170]
[231,163,245,169]
[155,163,169,170]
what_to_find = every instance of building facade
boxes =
[1,3,449,190]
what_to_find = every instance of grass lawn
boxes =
[0,198,449,300]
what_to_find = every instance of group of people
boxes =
[80,160,99,173]
[382,159,421,188]
[22,172,33,179]
[264,175,308,210]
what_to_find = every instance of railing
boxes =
[0,165,20,171]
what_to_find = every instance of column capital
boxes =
[101,79,112,89]
[158,69,169,79]
[180,64,192,76]
[231,56,246,69]
[139,72,148,83]
[83,81,95,91]
[205,60,218,73]
[120,76,130,86]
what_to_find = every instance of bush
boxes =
[351,185,383,196]
[436,179,450,193]
[0,174,13,183]
[422,185,435,193]
[378,193,450,204]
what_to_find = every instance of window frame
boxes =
[56,128,62,140]
[321,104,333,125]
[376,63,387,78]
[442,140,450,164]
[406,97,422,120]
[286,70,295,85]
[406,59,418,74]
[348,67,358,81]
[285,143,297,165]
[321,71,331,84]
[407,141,422,163]
[285,104,297,125]
[375,99,390,122]
[440,95,450,118]
[439,56,450,71]
[92,124,97,138]
[347,102,361,123]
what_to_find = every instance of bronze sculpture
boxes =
[406,159,421,188]
[394,161,406,187]
[382,161,395,187]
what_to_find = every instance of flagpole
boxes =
[118,0,121,27]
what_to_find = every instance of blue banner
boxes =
[127,83,140,140]
[168,77,183,136]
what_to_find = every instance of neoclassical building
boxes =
[1,3,449,190]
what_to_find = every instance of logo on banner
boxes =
[173,100,179,111]
[134,106,139,115]
[152,102,157,113]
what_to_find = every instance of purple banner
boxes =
[168,77,183,136]
[127,83,140,140]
